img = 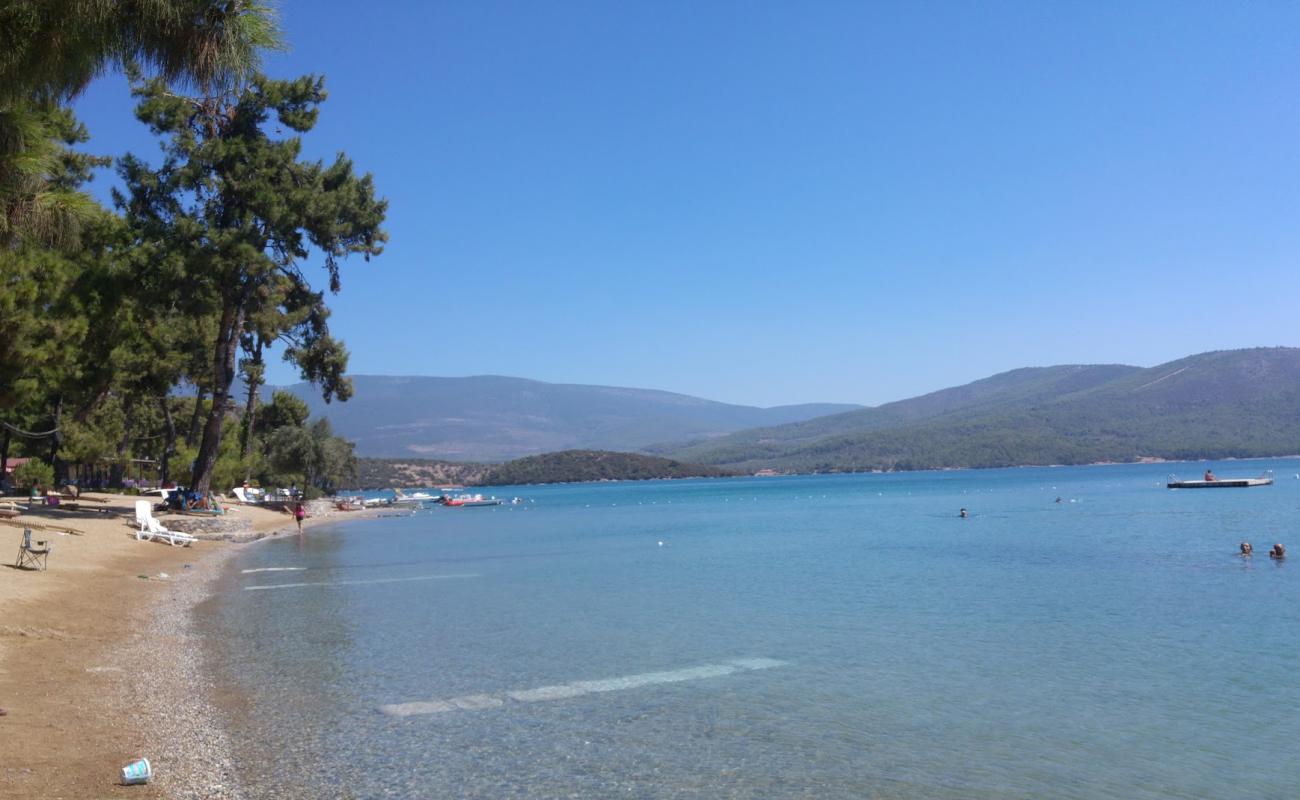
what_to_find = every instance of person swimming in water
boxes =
[1269,543,1285,559]
[959,508,968,518]
[1240,542,1253,557]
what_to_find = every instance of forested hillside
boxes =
[655,364,1139,462]
[352,458,488,489]
[480,451,734,485]
[666,348,1300,472]
[353,451,732,488]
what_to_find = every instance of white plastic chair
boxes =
[134,500,197,547]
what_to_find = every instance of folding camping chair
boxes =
[14,528,51,570]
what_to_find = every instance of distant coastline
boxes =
[351,450,736,490]
[347,451,1296,491]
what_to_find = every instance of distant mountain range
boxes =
[279,348,1300,471]
[654,347,1300,471]
[271,375,860,460]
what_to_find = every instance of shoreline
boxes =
[129,508,386,799]
[350,453,1300,491]
[0,496,376,799]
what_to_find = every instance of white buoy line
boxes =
[379,657,788,718]
[243,573,479,591]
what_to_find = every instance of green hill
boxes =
[352,458,488,489]
[481,451,734,485]
[664,348,1300,472]
[653,363,1139,462]
[352,450,732,488]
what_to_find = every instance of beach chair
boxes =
[133,500,198,547]
[14,528,50,570]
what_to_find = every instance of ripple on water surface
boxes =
[203,463,1300,798]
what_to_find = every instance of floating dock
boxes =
[1167,477,1273,489]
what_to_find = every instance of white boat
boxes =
[444,493,504,507]
[1167,470,1273,489]
[392,489,438,506]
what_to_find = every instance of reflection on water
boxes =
[206,461,1300,798]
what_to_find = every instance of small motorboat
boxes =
[443,493,505,507]
[391,489,438,506]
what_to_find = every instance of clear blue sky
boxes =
[73,1,1300,407]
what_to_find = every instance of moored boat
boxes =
[1167,470,1273,489]
[392,488,439,506]
[443,493,505,507]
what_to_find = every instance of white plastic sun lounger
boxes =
[134,500,198,547]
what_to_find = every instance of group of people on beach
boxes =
[1241,541,1285,559]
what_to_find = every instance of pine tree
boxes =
[118,75,386,493]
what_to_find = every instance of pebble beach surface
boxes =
[124,543,247,800]
[127,508,387,799]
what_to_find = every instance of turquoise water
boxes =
[205,461,1300,798]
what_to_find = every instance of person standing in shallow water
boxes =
[1269,543,1285,559]
[294,501,306,534]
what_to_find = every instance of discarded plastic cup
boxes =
[121,757,152,785]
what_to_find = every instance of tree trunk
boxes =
[239,340,264,467]
[186,386,206,447]
[49,395,64,485]
[160,397,177,485]
[191,298,245,493]
[73,386,111,424]
[110,397,134,487]
[0,427,9,494]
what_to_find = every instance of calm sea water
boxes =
[203,461,1300,799]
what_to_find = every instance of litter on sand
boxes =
[121,757,152,785]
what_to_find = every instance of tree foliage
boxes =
[1,2,282,251]
[0,0,282,103]
[13,458,54,490]
[263,416,356,497]
[118,74,387,492]
[0,6,377,501]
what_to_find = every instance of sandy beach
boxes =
[0,493,337,799]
